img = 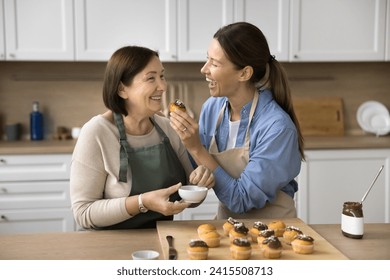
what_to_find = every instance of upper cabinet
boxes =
[177,0,234,61]
[0,1,5,59]
[75,0,177,61]
[387,0,390,60]
[234,0,290,61]
[290,0,387,62]
[3,0,74,61]
[1,0,389,62]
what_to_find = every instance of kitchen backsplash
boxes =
[0,61,389,140]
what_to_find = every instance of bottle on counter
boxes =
[30,101,44,140]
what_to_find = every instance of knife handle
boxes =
[166,235,173,246]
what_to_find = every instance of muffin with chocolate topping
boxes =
[187,239,209,260]
[283,226,303,245]
[249,221,268,242]
[257,229,275,248]
[169,99,186,113]
[230,238,252,260]
[291,234,315,254]
[229,222,249,242]
[222,217,239,236]
[262,236,283,259]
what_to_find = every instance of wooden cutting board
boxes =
[156,218,348,260]
[293,97,344,136]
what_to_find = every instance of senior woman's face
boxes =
[120,56,167,116]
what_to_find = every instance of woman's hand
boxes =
[141,183,190,216]
[169,110,202,152]
[189,165,215,188]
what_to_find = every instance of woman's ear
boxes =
[239,66,253,82]
[117,82,128,99]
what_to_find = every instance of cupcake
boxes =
[197,223,217,236]
[262,236,283,259]
[222,217,239,236]
[249,221,268,242]
[229,222,249,242]
[199,230,221,248]
[291,234,315,254]
[257,229,275,248]
[187,239,209,260]
[230,238,252,260]
[267,220,286,237]
[283,226,303,245]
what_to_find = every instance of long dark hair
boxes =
[214,22,304,160]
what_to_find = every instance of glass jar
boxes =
[341,201,364,239]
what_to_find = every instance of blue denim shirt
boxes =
[198,89,301,213]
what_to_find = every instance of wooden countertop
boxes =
[1,135,389,155]
[0,223,389,260]
[311,223,390,260]
[0,140,76,154]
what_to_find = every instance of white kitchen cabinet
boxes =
[290,0,387,61]
[233,0,290,61]
[296,149,390,224]
[0,154,75,234]
[3,0,74,61]
[175,189,219,220]
[75,0,177,61]
[386,0,390,61]
[0,1,5,60]
[177,0,234,61]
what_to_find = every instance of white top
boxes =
[226,119,240,150]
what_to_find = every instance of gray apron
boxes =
[103,113,187,229]
[210,92,296,219]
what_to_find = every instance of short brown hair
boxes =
[102,46,159,116]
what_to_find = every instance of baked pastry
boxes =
[230,238,252,260]
[229,222,249,242]
[187,239,209,260]
[256,229,275,247]
[282,226,303,245]
[169,99,186,113]
[291,234,315,254]
[267,220,286,237]
[222,217,239,236]
[249,221,268,242]
[197,223,217,236]
[262,236,283,259]
[199,230,221,248]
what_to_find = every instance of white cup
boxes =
[131,250,160,260]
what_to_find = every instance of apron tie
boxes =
[114,113,130,182]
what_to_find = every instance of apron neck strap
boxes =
[215,91,259,145]
[113,112,130,182]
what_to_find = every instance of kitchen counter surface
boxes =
[0,223,389,260]
[0,139,76,154]
[0,135,389,155]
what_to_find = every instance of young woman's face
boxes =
[120,56,167,116]
[200,39,242,98]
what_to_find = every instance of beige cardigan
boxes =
[70,114,193,229]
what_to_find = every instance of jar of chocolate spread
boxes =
[341,201,364,239]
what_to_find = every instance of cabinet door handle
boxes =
[0,215,7,221]
[0,158,6,164]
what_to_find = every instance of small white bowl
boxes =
[132,250,160,260]
[178,185,208,203]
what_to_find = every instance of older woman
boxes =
[70,46,214,229]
